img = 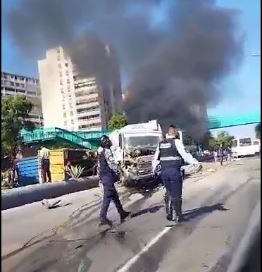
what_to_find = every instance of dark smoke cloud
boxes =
[5,0,243,139]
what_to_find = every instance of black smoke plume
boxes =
[5,0,243,139]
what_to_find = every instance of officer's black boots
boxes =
[166,200,173,221]
[164,192,173,221]
[120,211,131,222]
[173,199,184,223]
[164,192,170,216]
[164,194,184,222]
[99,218,113,227]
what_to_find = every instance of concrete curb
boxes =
[1,177,99,211]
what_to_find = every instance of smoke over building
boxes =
[5,0,243,138]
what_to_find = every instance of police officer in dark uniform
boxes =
[152,125,200,222]
[98,135,130,227]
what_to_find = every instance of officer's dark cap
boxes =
[100,135,111,148]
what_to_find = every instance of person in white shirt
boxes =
[39,146,51,183]
[152,125,200,222]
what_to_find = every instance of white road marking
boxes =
[117,226,173,272]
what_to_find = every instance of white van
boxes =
[231,138,260,157]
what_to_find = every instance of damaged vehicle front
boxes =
[120,135,161,185]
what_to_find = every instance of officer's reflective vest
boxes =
[98,149,113,177]
[158,138,182,168]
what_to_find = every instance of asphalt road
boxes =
[2,157,260,272]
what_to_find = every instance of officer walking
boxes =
[97,135,130,227]
[152,125,200,222]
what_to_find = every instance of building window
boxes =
[5,87,15,92]
[77,106,100,114]
[78,113,100,121]
[65,63,68,67]
[79,124,89,129]
[71,120,74,124]
[70,111,73,116]
[17,89,26,94]
[65,70,69,76]
[67,79,70,84]
[63,112,67,118]
[60,80,63,86]
[62,104,65,110]
[27,91,37,95]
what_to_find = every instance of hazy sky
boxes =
[2,0,260,118]
[211,123,257,139]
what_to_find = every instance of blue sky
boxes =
[2,0,260,118]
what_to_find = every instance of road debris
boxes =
[41,199,71,209]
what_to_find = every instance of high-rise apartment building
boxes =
[38,46,122,131]
[1,72,43,127]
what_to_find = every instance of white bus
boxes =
[231,137,260,157]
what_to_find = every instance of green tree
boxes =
[1,96,35,158]
[255,123,260,139]
[108,113,128,130]
[209,131,234,151]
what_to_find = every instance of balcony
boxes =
[77,109,101,117]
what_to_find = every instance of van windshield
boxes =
[125,136,160,149]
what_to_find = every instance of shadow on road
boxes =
[131,205,164,219]
[127,180,162,198]
[183,203,228,221]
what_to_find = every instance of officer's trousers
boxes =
[161,166,183,219]
[99,174,124,222]
[161,167,183,199]
[41,159,51,183]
